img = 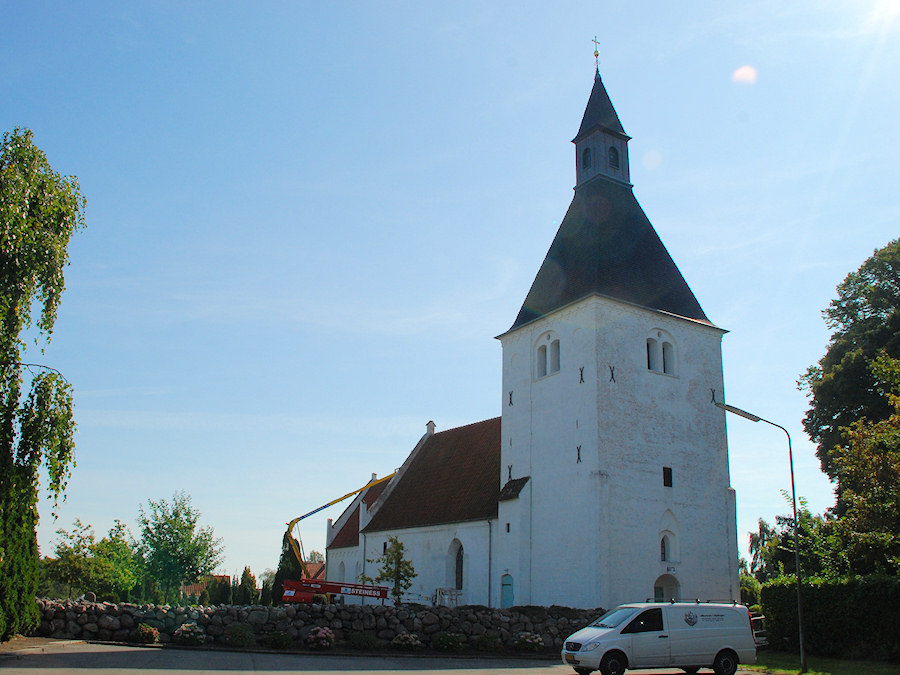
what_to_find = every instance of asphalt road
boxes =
[0,641,763,674]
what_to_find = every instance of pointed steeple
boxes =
[574,70,628,141]
[507,72,709,331]
[573,71,631,186]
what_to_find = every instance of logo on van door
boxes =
[683,611,698,627]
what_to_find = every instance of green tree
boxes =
[43,519,141,602]
[234,566,257,605]
[258,568,275,606]
[272,532,305,605]
[748,518,776,581]
[136,491,223,603]
[826,353,900,575]
[800,239,900,491]
[0,128,84,639]
[359,535,416,605]
[205,574,231,605]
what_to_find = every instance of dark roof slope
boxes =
[327,505,360,550]
[574,72,628,141]
[363,418,501,533]
[510,176,710,330]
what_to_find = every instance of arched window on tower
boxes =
[582,147,592,170]
[608,146,620,169]
[647,330,677,376]
[455,545,464,590]
[660,536,669,562]
[662,341,675,375]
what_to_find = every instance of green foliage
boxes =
[432,631,464,652]
[205,574,231,605]
[173,621,204,646]
[136,491,223,603]
[348,630,383,650]
[234,566,257,605]
[228,622,256,648]
[267,630,293,649]
[740,565,761,607]
[474,633,502,652]
[132,623,160,644]
[514,631,545,652]
[272,532,305,605]
[258,568,275,606]
[761,576,900,661]
[43,519,141,601]
[800,238,900,488]
[358,535,416,605]
[0,127,85,640]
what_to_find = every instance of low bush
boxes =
[228,623,256,648]
[390,632,422,651]
[173,622,204,646]
[305,626,335,649]
[515,631,544,652]
[132,623,159,644]
[347,631,382,650]
[474,633,502,652]
[267,630,293,649]
[432,631,464,652]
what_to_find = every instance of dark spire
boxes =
[573,71,628,142]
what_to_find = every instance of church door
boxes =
[501,574,514,608]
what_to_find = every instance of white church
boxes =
[325,68,740,610]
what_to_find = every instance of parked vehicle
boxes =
[561,601,757,675]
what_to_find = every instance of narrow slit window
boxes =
[582,147,592,170]
[608,146,620,169]
[549,339,560,373]
[663,466,673,487]
[537,344,548,378]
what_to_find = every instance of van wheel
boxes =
[682,669,700,675]
[600,651,627,675]
[574,669,593,675]
[713,649,738,675]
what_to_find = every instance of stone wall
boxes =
[34,598,602,651]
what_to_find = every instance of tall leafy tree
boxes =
[0,128,84,639]
[827,354,900,575]
[136,491,223,603]
[800,238,900,489]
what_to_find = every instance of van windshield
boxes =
[589,606,638,629]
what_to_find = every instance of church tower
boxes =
[493,70,739,609]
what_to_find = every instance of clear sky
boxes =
[3,1,899,584]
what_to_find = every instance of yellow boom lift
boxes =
[284,472,396,578]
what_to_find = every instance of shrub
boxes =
[229,623,256,648]
[267,630,293,649]
[432,631,464,652]
[305,626,335,649]
[515,631,545,652]
[132,623,160,644]
[173,622,205,646]
[348,631,383,650]
[390,632,422,651]
[474,633,502,652]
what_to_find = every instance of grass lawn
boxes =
[742,649,899,675]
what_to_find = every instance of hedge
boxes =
[760,576,900,661]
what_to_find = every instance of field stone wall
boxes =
[34,598,602,651]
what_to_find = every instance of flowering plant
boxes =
[133,623,160,644]
[515,631,544,652]
[305,626,335,649]
[391,632,423,651]
[173,622,205,646]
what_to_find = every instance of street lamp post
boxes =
[716,401,807,673]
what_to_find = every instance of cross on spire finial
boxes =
[592,35,600,73]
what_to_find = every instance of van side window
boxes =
[621,608,663,633]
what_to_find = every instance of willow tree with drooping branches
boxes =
[0,128,84,639]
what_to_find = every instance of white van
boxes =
[561,602,757,675]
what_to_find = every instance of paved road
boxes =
[0,641,762,674]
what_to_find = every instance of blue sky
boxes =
[3,1,899,582]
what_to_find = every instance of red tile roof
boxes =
[327,505,360,550]
[363,417,501,533]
